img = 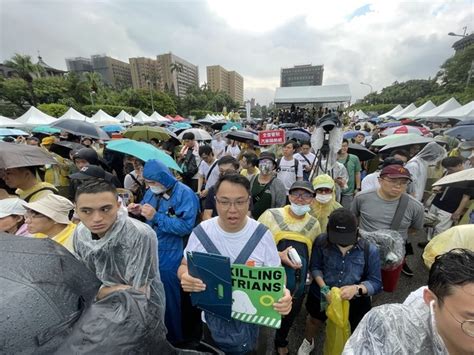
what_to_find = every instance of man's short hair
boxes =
[215,172,250,195]
[75,179,117,201]
[342,138,349,145]
[390,149,410,160]
[428,248,474,305]
[199,145,213,157]
[182,132,195,141]
[441,156,463,169]
[242,152,259,167]
[283,140,297,149]
[300,141,311,147]
[217,156,240,170]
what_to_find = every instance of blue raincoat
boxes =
[142,159,199,343]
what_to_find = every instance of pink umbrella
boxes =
[382,125,429,136]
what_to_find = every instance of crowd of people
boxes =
[0,110,473,355]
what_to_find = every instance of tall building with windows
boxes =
[280,64,324,87]
[156,52,199,97]
[65,57,93,74]
[129,57,162,90]
[207,65,244,104]
[90,54,132,88]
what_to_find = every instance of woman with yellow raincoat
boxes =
[310,174,342,232]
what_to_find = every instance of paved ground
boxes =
[284,230,428,354]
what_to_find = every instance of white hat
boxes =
[0,198,26,218]
[24,194,74,224]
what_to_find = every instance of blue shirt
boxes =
[309,234,382,298]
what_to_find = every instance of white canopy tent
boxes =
[274,84,351,104]
[0,115,26,128]
[354,110,369,120]
[406,101,436,118]
[116,110,134,124]
[416,98,461,119]
[379,105,403,118]
[439,101,474,121]
[16,106,56,126]
[134,111,155,123]
[87,109,121,125]
[59,107,87,121]
[391,103,417,119]
[150,112,170,123]
[205,114,217,121]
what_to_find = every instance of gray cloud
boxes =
[1,0,471,106]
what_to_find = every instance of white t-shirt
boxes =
[184,217,281,267]
[225,144,241,159]
[277,157,304,194]
[198,160,219,190]
[294,152,316,169]
[361,171,380,192]
[211,139,227,158]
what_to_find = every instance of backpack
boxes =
[277,157,299,179]
[270,210,318,298]
[181,149,198,179]
[191,223,268,353]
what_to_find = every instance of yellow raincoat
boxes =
[34,223,76,253]
[310,174,342,233]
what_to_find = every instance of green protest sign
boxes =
[230,265,285,329]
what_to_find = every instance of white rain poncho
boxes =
[343,295,448,354]
[405,142,446,201]
[73,209,167,335]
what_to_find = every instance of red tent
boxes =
[165,115,174,119]
[171,115,186,122]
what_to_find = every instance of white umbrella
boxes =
[59,107,87,121]
[432,168,474,188]
[16,107,56,126]
[379,136,435,152]
[416,98,461,119]
[177,128,212,141]
[439,101,474,121]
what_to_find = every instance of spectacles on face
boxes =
[215,197,249,210]
[380,177,410,186]
[439,300,474,337]
[289,191,314,201]
[24,211,46,220]
[200,154,209,160]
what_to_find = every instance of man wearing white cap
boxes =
[24,194,76,252]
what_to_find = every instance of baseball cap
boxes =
[258,151,277,165]
[70,165,107,180]
[24,194,74,224]
[0,198,26,218]
[327,208,358,246]
[379,164,412,181]
[289,181,315,195]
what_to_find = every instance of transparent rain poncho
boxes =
[405,142,446,201]
[342,296,448,354]
[359,229,405,268]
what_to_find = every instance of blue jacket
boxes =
[142,159,199,271]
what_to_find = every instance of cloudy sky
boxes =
[1,0,472,105]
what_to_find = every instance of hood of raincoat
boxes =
[412,142,446,165]
[143,159,177,190]
[310,174,342,233]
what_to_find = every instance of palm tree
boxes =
[83,71,102,93]
[170,62,184,74]
[4,53,44,105]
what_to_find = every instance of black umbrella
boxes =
[197,118,214,126]
[286,128,311,142]
[279,123,298,129]
[190,122,203,128]
[0,141,57,169]
[211,121,228,130]
[0,235,100,353]
[222,130,259,144]
[348,143,376,161]
[50,141,85,159]
[50,119,110,140]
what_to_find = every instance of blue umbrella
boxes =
[170,122,192,131]
[106,139,182,172]
[343,130,369,139]
[444,125,474,141]
[102,124,125,133]
[379,122,401,129]
[32,126,61,134]
[0,128,29,136]
[222,122,242,131]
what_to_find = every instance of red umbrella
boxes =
[382,125,429,136]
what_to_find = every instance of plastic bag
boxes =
[359,229,405,268]
[423,225,474,268]
[324,287,351,355]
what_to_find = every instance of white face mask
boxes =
[289,202,311,216]
[150,185,167,195]
[316,194,332,204]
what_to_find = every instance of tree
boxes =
[0,77,30,111]
[33,77,68,104]
[170,62,184,74]
[4,53,44,105]
[83,71,102,94]
[438,44,474,93]
[37,103,68,117]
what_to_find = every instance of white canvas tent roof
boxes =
[16,107,56,125]
[0,115,26,128]
[134,111,154,123]
[439,101,474,121]
[406,101,436,118]
[417,98,461,119]
[379,105,403,118]
[116,110,133,124]
[274,84,351,104]
[150,112,170,122]
[354,110,369,120]
[59,107,87,121]
[391,103,417,119]
[87,109,120,125]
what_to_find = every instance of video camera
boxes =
[316,112,342,133]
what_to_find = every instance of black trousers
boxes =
[274,295,305,348]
